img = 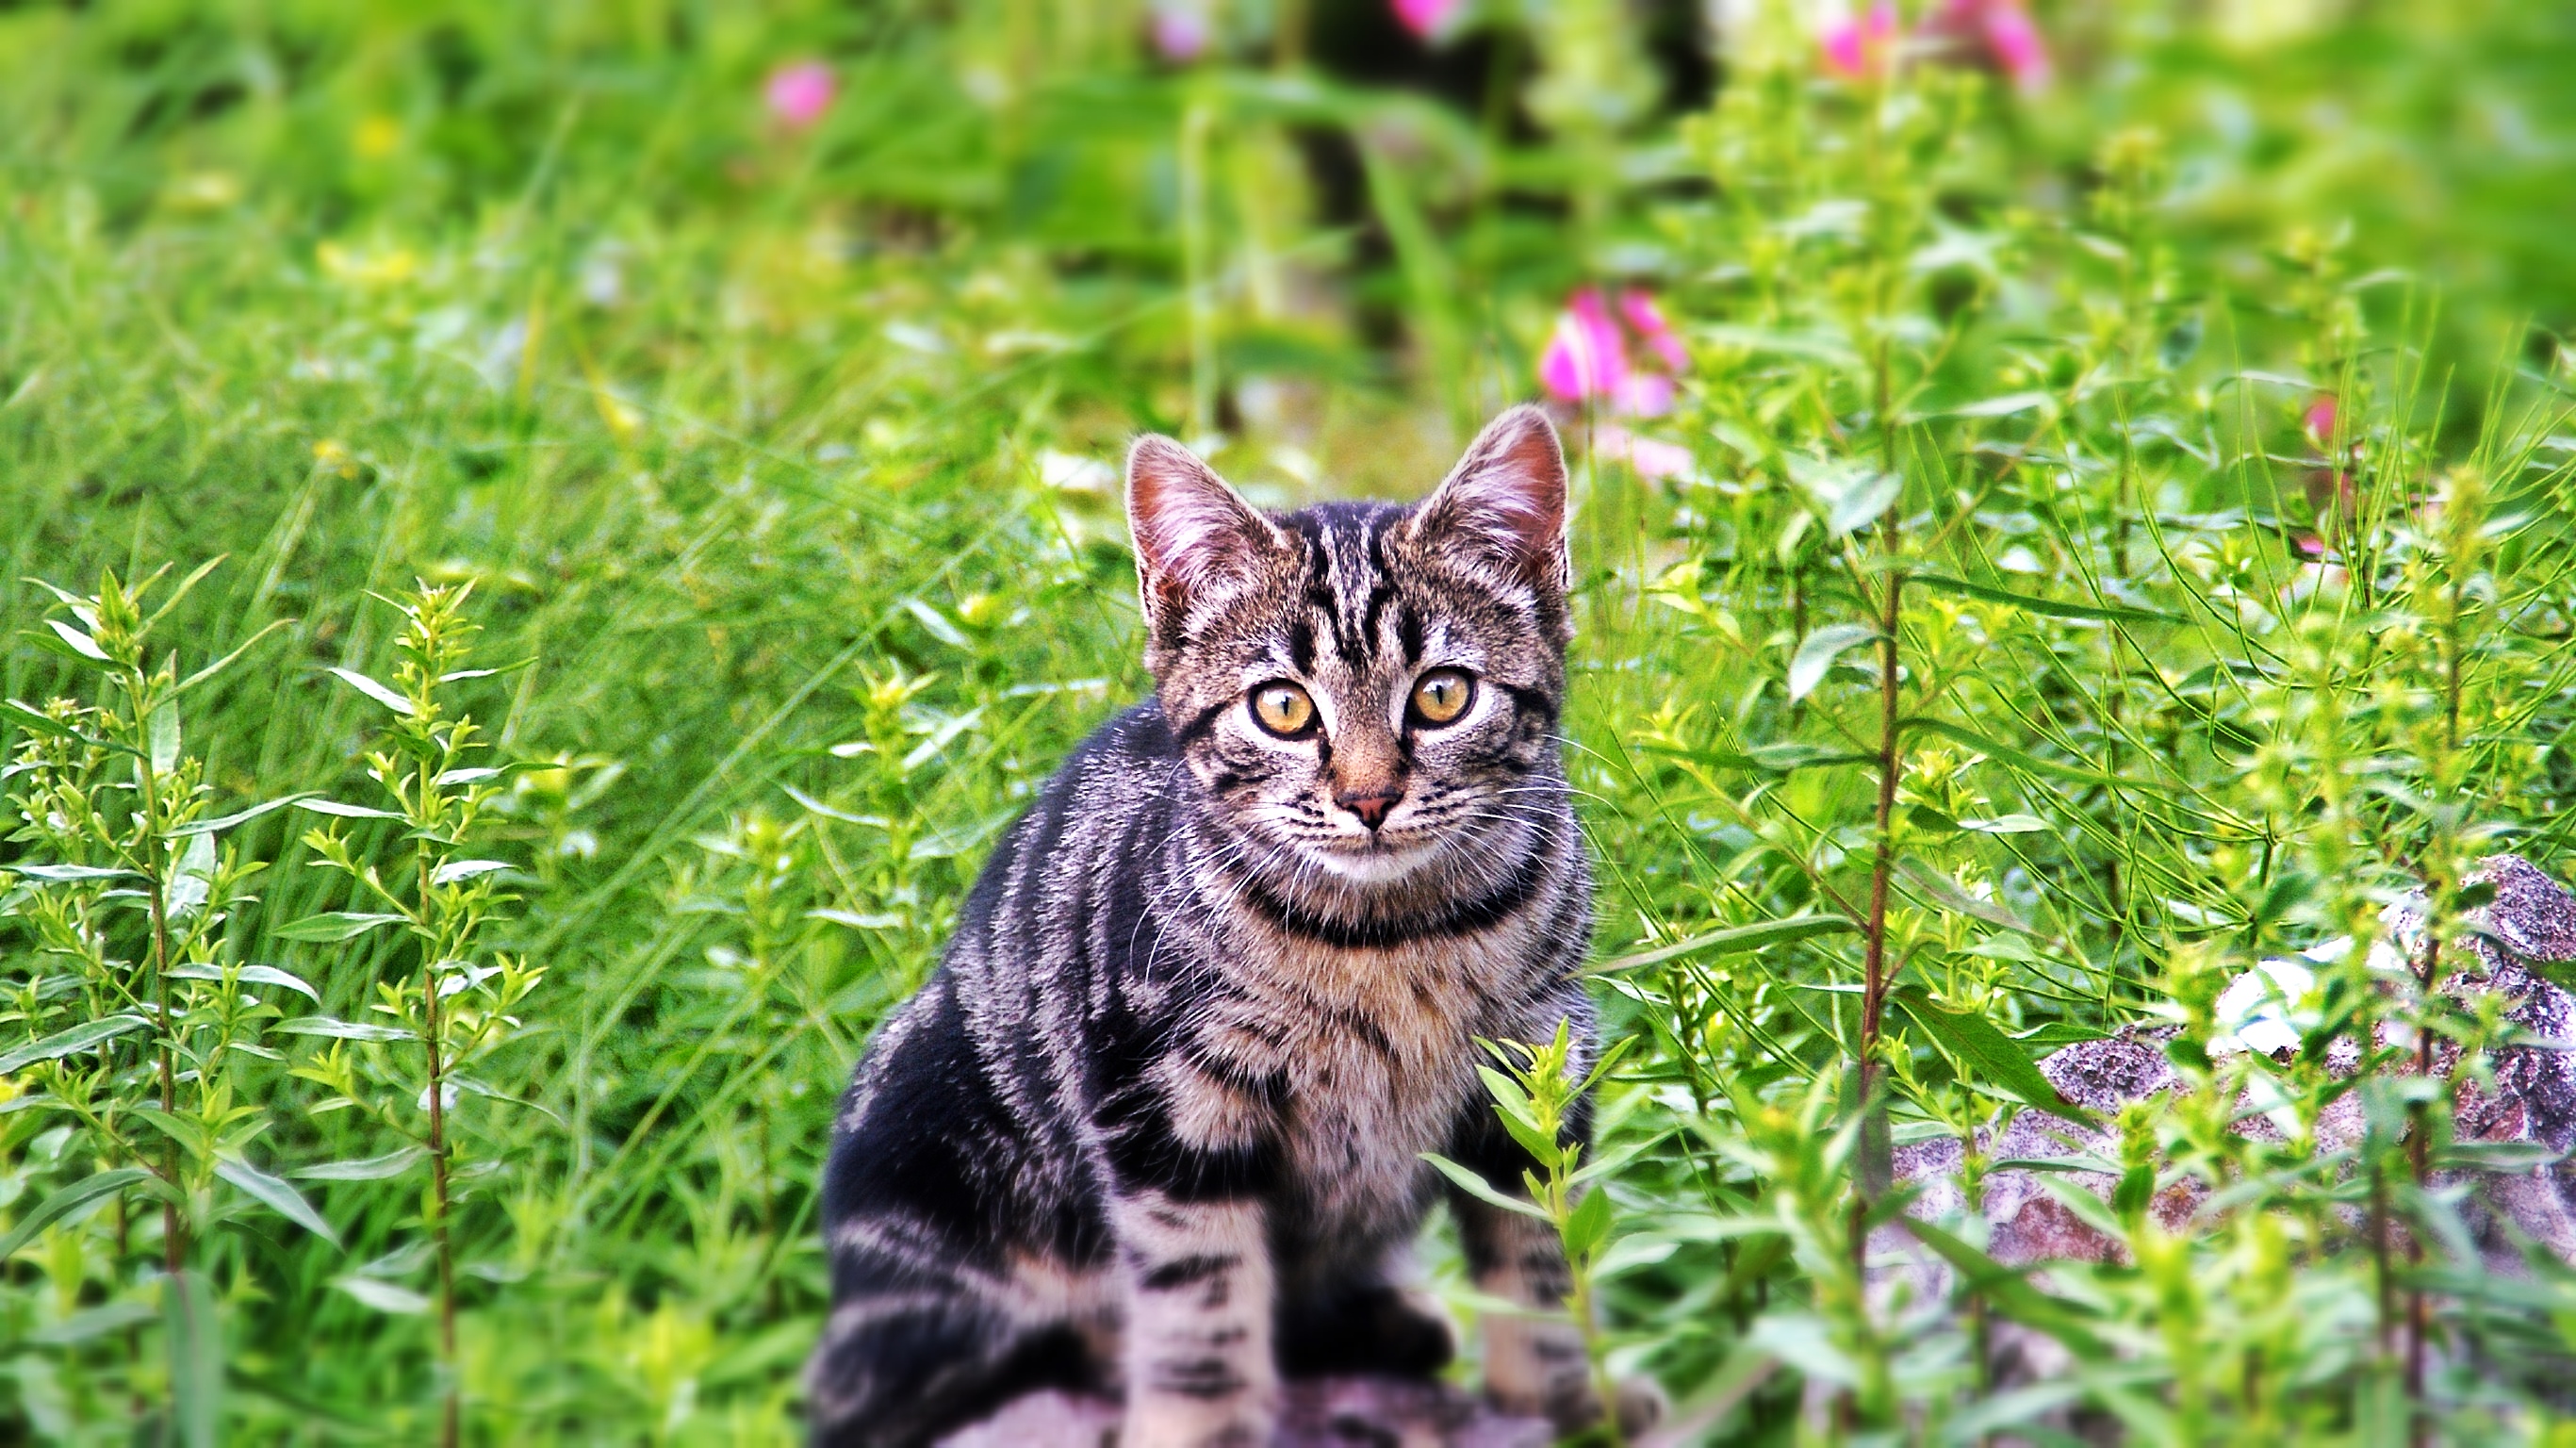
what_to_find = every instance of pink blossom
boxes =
[1151,3,1210,61]
[1392,0,1467,41]
[2303,396,2338,449]
[1821,1,1899,81]
[1979,1,2052,90]
[1538,288,1631,405]
[1616,372,1676,419]
[1618,289,1689,372]
[764,62,836,130]
[1922,0,2053,92]
[1600,426,1695,481]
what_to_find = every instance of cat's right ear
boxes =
[1124,435,1285,644]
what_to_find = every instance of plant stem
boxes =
[130,682,186,1279]
[418,842,458,1448]
[2405,933,2438,1448]
[1852,334,1904,1281]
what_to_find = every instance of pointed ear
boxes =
[1124,435,1284,639]
[1409,405,1570,595]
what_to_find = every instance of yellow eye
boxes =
[1410,668,1474,727]
[1250,681,1318,738]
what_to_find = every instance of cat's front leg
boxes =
[1451,1191,1598,1429]
[1110,1191,1278,1448]
[1444,1060,1607,1434]
[1446,1073,1664,1438]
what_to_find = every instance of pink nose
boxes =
[1335,785,1403,831]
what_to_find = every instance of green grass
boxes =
[5,0,2576,1442]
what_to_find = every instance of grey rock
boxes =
[1888,854,2576,1274]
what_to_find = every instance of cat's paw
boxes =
[1277,1285,1456,1378]
[1611,1375,1668,1437]
[1481,1317,1595,1427]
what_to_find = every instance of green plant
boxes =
[1433,1024,1635,1445]
[293,584,537,1447]
[2,565,316,1444]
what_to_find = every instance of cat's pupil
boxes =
[1253,681,1315,737]
[1411,669,1472,726]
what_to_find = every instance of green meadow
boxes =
[5,0,2576,1440]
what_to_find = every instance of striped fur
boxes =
[807,408,1603,1446]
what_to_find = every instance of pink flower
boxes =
[1618,289,1688,372]
[2303,396,2338,449]
[1979,1,2052,90]
[1616,373,1676,419]
[1151,3,1210,60]
[1540,286,1692,418]
[1539,288,1631,406]
[1392,0,1467,41]
[764,61,836,130]
[1821,1,1900,81]
[1922,0,2052,92]
[1600,425,1695,481]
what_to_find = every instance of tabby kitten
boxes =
[807,407,1619,1448]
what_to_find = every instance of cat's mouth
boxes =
[1306,831,1442,883]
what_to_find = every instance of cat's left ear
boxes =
[1410,405,1571,598]
[1125,435,1287,646]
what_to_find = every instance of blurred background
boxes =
[6,0,2570,485]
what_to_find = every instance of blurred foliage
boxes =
[2,0,2575,1441]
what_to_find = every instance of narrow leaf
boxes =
[166,831,215,919]
[1898,1217,2110,1360]
[1906,718,2168,794]
[1828,471,1902,535]
[29,1299,158,1346]
[0,1014,152,1075]
[430,859,514,887]
[177,617,295,695]
[2,699,96,746]
[1911,572,2181,626]
[293,798,403,821]
[275,912,408,943]
[1565,1184,1615,1262]
[1893,987,2099,1127]
[168,792,319,837]
[165,1269,222,1448]
[292,1146,427,1182]
[145,556,227,630]
[900,598,971,648]
[148,699,180,773]
[0,1168,153,1261]
[1937,390,2056,420]
[8,863,134,882]
[166,963,322,1005]
[326,667,416,716]
[1895,857,2037,934]
[333,1276,431,1315]
[1592,915,1859,974]
[1419,1153,1551,1221]
[1789,624,1877,702]
[274,1016,413,1044]
[1960,814,2050,834]
[214,1157,341,1245]
[46,619,109,661]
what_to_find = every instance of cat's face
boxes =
[1124,407,1572,893]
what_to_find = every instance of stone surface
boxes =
[934,1379,1553,1448]
[1886,853,2576,1275]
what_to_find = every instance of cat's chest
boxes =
[1251,932,1521,1231]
